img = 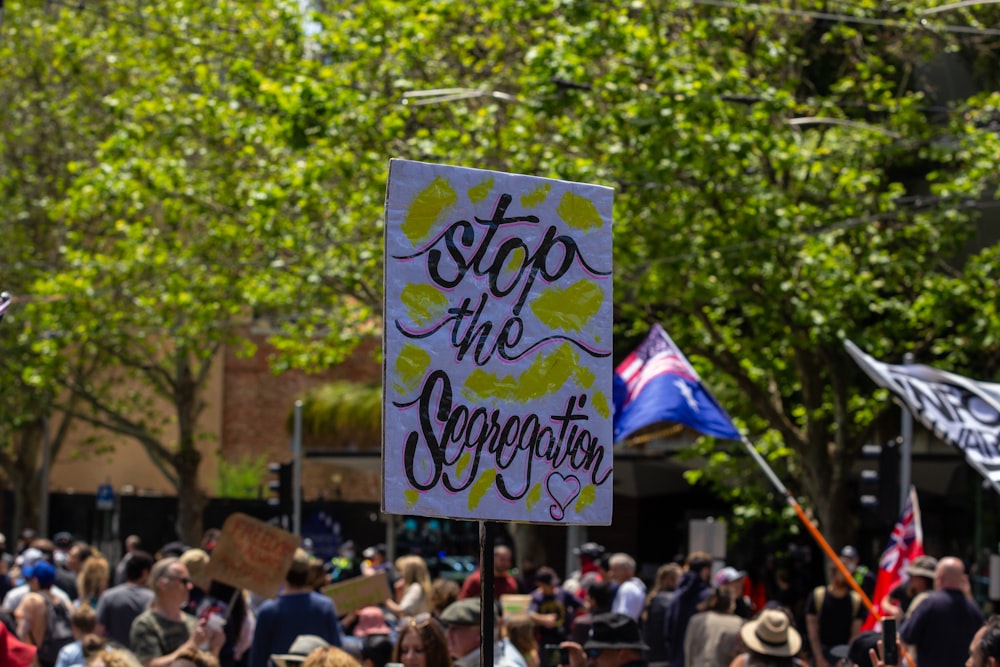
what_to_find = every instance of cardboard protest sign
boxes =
[383,159,614,524]
[203,512,300,598]
[322,574,392,615]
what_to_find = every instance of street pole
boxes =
[900,352,914,511]
[293,400,303,536]
[39,416,51,537]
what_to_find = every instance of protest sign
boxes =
[383,159,614,524]
[322,574,392,615]
[203,512,300,598]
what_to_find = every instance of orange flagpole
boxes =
[740,435,914,667]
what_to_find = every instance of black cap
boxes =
[831,631,879,667]
[584,613,649,651]
[574,542,605,558]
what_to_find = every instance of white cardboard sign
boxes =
[383,159,614,524]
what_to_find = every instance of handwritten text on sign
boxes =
[203,513,300,598]
[383,160,614,524]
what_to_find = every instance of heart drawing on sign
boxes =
[546,472,582,521]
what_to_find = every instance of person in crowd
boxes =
[95,550,154,650]
[504,615,538,667]
[609,554,646,622]
[805,553,865,667]
[881,556,937,622]
[683,587,743,667]
[570,581,615,646]
[528,567,581,648]
[0,619,37,667]
[53,604,98,667]
[430,580,460,619]
[459,545,519,601]
[130,557,223,667]
[62,542,96,603]
[270,635,330,667]
[966,616,1000,667]
[361,546,392,578]
[664,552,714,667]
[352,606,392,641]
[3,548,73,610]
[327,542,360,583]
[644,563,681,667]
[559,612,649,667]
[86,647,144,667]
[563,543,606,600]
[387,556,432,620]
[302,646,362,667]
[76,555,110,608]
[517,557,539,595]
[440,598,524,667]
[900,556,984,667]
[729,608,802,667]
[195,578,256,667]
[714,568,753,620]
[14,560,75,665]
[178,550,211,616]
[360,633,394,667]
[393,613,452,667]
[166,646,222,667]
[838,547,875,602]
[113,536,143,587]
[829,631,879,667]
[249,549,341,667]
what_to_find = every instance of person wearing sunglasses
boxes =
[129,557,224,667]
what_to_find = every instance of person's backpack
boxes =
[36,595,74,667]
[812,585,862,621]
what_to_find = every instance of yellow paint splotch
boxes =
[456,452,472,480]
[530,280,604,332]
[468,178,494,203]
[521,183,550,208]
[526,483,542,510]
[403,176,457,245]
[404,489,419,509]
[557,191,603,231]
[401,283,449,326]
[468,469,497,510]
[463,343,580,403]
[503,247,527,275]
[393,344,430,394]
[574,484,596,513]
[592,391,611,419]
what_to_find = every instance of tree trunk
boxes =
[175,447,206,546]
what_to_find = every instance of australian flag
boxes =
[613,324,741,443]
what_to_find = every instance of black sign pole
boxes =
[480,520,496,667]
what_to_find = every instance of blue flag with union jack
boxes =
[613,324,741,443]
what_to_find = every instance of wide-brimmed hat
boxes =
[271,635,330,667]
[740,609,802,657]
[906,555,938,579]
[584,613,649,651]
[353,606,392,637]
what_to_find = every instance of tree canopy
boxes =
[1,0,998,545]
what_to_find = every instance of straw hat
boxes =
[739,609,802,657]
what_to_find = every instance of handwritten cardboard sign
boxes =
[203,512,300,598]
[322,574,392,615]
[383,160,614,524]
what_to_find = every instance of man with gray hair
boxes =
[609,553,646,621]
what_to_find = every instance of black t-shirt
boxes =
[806,587,865,648]
[900,589,984,667]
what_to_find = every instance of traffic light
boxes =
[858,440,900,524]
[268,461,293,520]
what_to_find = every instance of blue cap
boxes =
[22,560,56,587]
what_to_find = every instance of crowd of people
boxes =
[0,530,995,667]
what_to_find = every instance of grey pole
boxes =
[39,416,51,537]
[293,400,303,536]
[900,352,914,509]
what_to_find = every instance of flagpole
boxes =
[739,434,915,667]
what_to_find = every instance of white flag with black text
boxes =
[845,340,1000,492]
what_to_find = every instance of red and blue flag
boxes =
[613,324,740,443]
